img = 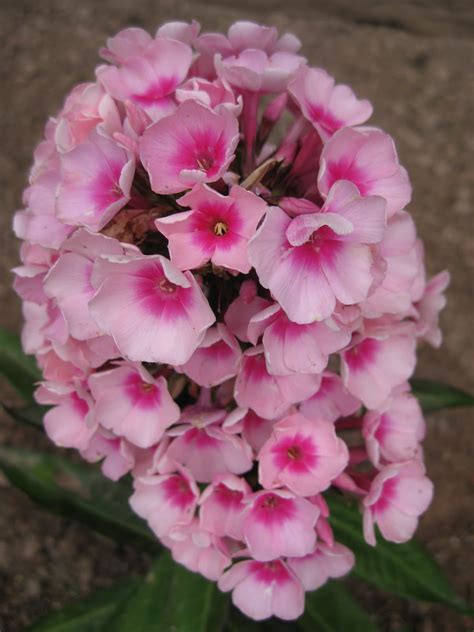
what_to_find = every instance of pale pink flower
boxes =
[318,127,411,218]
[156,183,268,273]
[241,410,276,454]
[89,254,215,365]
[81,431,135,481]
[97,38,193,120]
[300,372,361,423]
[415,271,450,347]
[43,229,130,341]
[287,542,355,590]
[36,381,95,450]
[199,473,251,539]
[155,20,201,45]
[99,27,153,64]
[54,82,121,153]
[140,100,239,194]
[258,413,349,496]
[176,324,241,387]
[165,406,253,483]
[363,460,433,545]
[163,519,231,580]
[241,489,319,561]
[248,180,386,323]
[215,49,305,94]
[362,211,425,317]
[234,347,321,419]
[13,158,73,249]
[224,280,271,342]
[56,129,135,230]
[88,363,180,448]
[218,559,305,621]
[288,66,373,140]
[363,388,425,466]
[129,468,199,538]
[176,77,242,116]
[248,303,351,375]
[341,330,417,409]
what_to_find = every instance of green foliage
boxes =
[23,580,140,632]
[108,552,229,631]
[0,328,40,402]
[411,378,474,413]
[327,493,471,613]
[0,446,158,550]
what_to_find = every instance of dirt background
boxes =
[0,1,473,630]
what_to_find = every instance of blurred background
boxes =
[0,1,473,630]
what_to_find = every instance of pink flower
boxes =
[287,542,355,590]
[81,431,135,481]
[176,324,241,387]
[97,38,193,120]
[300,372,361,423]
[215,49,305,94]
[88,363,180,448]
[318,127,411,218]
[155,21,201,45]
[12,19,447,620]
[288,66,373,140]
[415,271,450,347]
[234,347,321,419]
[363,388,425,466]
[89,254,215,365]
[199,473,251,539]
[363,461,433,545]
[165,406,253,483]
[36,381,95,450]
[129,468,199,538]
[176,77,242,116]
[99,27,153,64]
[56,129,135,230]
[163,519,231,580]
[361,211,425,317]
[248,303,351,375]
[218,559,305,621]
[140,100,239,194]
[258,413,349,496]
[341,330,417,409]
[241,489,319,561]
[54,82,121,153]
[43,229,130,341]
[224,280,271,342]
[156,183,268,273]
[14,157,73,250]
[241,410,276,454]
[248,180,386,323]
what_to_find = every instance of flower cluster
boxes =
[13,20,449,621]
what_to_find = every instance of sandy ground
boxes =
[0,1,473,630]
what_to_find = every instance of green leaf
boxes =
[0,446,158,550]
[299,581,377,632]
[23,579,139,632]
[327,494,470,613]
[2,402,47,429]
[108,551,229,631]
[411,378,474,413]
[0,327,40,402]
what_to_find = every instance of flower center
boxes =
[158,278,176,293]
[141,382,155,393]
[196,154,214,172]
[261,494,279,509]
[287,445,301,460]
[213,221,228,237]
